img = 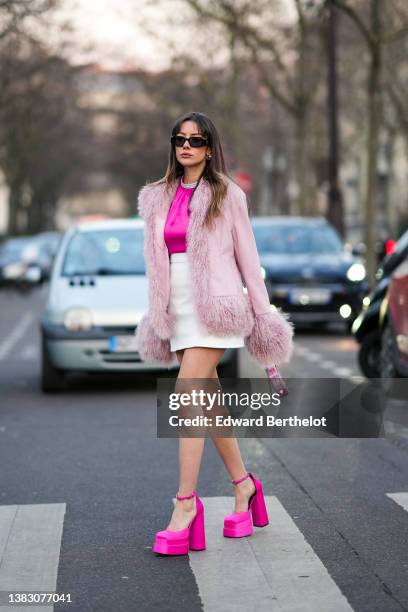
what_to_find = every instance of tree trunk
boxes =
[295,19,308,216]
[295,107,308,215]
[222,29,241,163]
[326,0,345,238]
[27,196,41,234]
[364,0,382,288]
[7,186,22,235]
[384,123,397,238]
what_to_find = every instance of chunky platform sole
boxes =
[223,473,269,538]
[153,504,206,556]
[223,513,253,538]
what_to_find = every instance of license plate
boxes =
[108,336,139,352]
[289,288,332,305]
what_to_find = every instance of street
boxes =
[0,286,407,612]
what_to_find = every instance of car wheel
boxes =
[380,319,401,396]
[358,330,381,378]
[380,320,399,379]
[41,335,66,393]
[218,350,239,378]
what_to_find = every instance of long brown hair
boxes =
[149,111,230,228]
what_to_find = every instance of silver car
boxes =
[41,218,238,392]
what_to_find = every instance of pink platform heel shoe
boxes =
[223,472,269,538]
[153,490,206,555]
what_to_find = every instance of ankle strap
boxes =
[176,490,196,500]
[231,471,250,485]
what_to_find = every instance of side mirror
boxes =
[351,243,366,257]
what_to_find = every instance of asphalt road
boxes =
[0,285,407,612]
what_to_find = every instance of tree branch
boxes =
[249,46,299,115]
[294,0,306,30]
[386,82,408,135]
[331,0,374,48]
[185,0,297,99]
[380,25,408,44]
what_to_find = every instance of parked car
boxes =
[0,236,43,287]
[0,232,62,288]
[351,279,387,378]
[379,250,408,381]
[40,218,237,392]
[34,231,62,279]
[251,217,369,331]
[352,229,408,378]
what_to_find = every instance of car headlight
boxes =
[351,313,363,334]
[63,307,93,331]
[2,262,25,279]
[260,266,266,279]
[346,263,366,282]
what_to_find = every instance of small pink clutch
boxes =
[265,365,289,396]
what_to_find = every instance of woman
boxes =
[135,111,294,555]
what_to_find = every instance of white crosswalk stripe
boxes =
[333,367,353,377]
[294,344,363,381]
[188,496,354,612]
[0,313,34,360]
[0,504,66,612]
[320,360,338,369]
[3,494,407,610]
[386,492,408,513]
[302,352,322,362]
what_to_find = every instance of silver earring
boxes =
[206,154,212,160]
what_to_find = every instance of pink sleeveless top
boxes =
[164,179,197,254]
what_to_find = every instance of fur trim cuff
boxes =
[197,294,254,337]
[135,313,178,366]
[244,309,294,367]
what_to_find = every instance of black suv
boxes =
[252,216,369,331]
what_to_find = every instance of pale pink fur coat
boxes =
[134,175,294,368]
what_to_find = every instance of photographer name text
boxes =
[168,415,327,427]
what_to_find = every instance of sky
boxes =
[43,0,296,72]
[46,0,172,71]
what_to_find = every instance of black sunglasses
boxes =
[171,135,208,148]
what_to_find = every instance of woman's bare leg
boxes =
[208,365,256,512]
[166,346,225,531]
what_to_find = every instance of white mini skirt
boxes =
[169,251,245,352]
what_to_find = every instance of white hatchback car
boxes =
[40,218,238,391]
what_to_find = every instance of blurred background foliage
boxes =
[0,0,407,282]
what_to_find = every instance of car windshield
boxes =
[35,233,62,253]
[253,224,344,255]
[61,228,146,276]
[1,238,35,256]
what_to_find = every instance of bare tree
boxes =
[180,0,328,216]
[0,38,92,234]
[0,0,57,40]
[333,0,408,285]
